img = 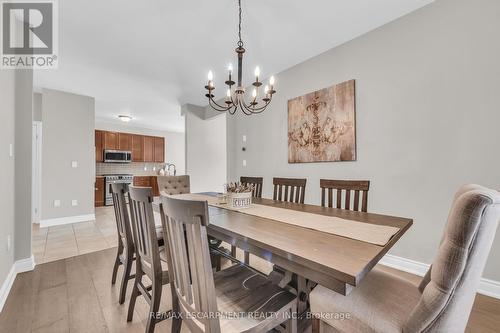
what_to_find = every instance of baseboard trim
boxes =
[40,213,95,228]
[380,254,500,299]
[0,255,35,312]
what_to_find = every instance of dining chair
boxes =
[156,175,190,196]
[230,176,264,264]
[127,186,170,333]
[273,177,307,204]
[310,184,500,333]
[320,179,370,211]
[110,183,165,305]
[240,176,263,198]
[160,195,298,333]
[109,183,136,305]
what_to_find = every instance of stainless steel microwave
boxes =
[104,150,132,163]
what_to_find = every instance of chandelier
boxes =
[204,0,276,115]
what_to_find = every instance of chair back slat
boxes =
[240,176,263,198]
[160,196,220,333]
[320,180,370,212]
[273,177,307,204]
[110,183,133,250]
[128,186,162,279]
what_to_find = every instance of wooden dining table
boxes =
[153,194,412,331]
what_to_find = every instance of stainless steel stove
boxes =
[104,174,133,206]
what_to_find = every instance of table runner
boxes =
[167,193,399,246]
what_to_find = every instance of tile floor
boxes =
[32,206,119,264]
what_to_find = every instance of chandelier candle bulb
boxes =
[207,70,213,81]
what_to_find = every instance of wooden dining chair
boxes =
[127,186,170,333]
[310,184,500,333]
[232,176,264,264]
[273,177,307,204]
[240,176,263,198]
[110,183,165,305]
[110,183,136,305]
[160,195,298,333]
[320,179,370,212]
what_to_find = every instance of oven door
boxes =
[104,150,132,163]
[105,180,132,205]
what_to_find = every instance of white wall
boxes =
[0,71,16,289]
[227,0,500,281]
[95,121,185,175]
[185,106,227,193]
[14,70,34,261]
[41,89,95,221]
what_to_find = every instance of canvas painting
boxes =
[288,79,356,163]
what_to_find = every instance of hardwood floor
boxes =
[0,247,498,333]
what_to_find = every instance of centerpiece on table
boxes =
[226,182,253,209]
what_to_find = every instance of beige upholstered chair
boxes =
[310,184,500,333]
[156,175,190,196]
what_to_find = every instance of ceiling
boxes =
[34,0,434,132]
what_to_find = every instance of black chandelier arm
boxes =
[239,96,273,114]
[238,100,254,116]
[208,97,233,112]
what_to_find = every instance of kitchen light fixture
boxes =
[205,0,276,115]
[118,115,132,122]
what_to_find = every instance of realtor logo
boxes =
[1,0,58,69]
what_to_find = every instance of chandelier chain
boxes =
[237,0,243,47]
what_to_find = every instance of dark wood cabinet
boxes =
[153,137,165,163]
[103,131,118,150]
[95,130,165,163]
[133,176,151,187]
[95,130,104,162]
[131,134,144,162]
[132,176,159,196]
[95,177,105,207]
[118,133,132,151]
[143,136,154,162]
[151,176,159,196]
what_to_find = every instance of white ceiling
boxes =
[34,0,434,132]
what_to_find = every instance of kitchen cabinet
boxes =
[95,177,105,207]
[150,176,160,196]
[133,176,151,187]
[131,134,144,162]
[103,131,118,150]
[118,132,132,151]
[95,130,165,163]
[95,130,104,162]
[154,137,165,163]
[143,136,154,162]
[132,176,159,195]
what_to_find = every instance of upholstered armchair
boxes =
[310,184,500,333]
[156,175,190,196]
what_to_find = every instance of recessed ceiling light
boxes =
[118,115,132,122]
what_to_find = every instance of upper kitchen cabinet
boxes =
[143,136,154,162]
[103,131,118,150]
[95,130,104,162]
[118,132,132,151]
[95,130,165,163]
[154,137,165,162]
[131,134,144,161]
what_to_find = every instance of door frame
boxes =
[32,121,42,224]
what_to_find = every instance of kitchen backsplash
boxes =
[96,162,173,176]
